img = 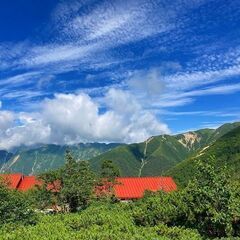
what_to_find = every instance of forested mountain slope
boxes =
[168,125,240,187]
[89,122,240,176]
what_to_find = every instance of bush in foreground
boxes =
[0,204,202,240]
[0,179,37,225]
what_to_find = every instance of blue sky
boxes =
[0,0,240,149]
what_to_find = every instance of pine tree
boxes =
[61,150,96,212]
[101,159,120,181]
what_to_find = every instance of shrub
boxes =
[132,190,185,227]
[0,203,202,240]
[0,179,37,225]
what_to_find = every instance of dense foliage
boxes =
[132,159,240,238]
[0,178,36,225]
[61,150,96,211]
[0,204,202,240]
[31,150,97,212]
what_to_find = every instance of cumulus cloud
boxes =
[0,89,169,150]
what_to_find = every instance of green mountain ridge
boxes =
[167,124,240,187]
[89,122,240,176]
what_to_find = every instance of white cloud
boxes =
[3,118,51,150]
[0,0,177,71]
[0,89,170,150]
[0,111,14,134]
[0,72,40,87]
[181,83,240,97]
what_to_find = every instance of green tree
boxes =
[33,150,96,213]
[0,177,36,225]
[132,190,185,227]
[97,159,120,200]
[61,150,96,212]
[101,159,120,180]
[30,169,62,210]
[182,158,240,237]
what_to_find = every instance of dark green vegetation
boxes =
[0,143,120,175]
[1,121,240,239]
[30,151,98,212]
[169,125,240,187]
[0,152,239,239]
[0,204,202,240]
[0,177,36,225]
[90,122,240,176]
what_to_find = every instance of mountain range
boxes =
[0,122,240,179]
[0,143,120,175]
[89,122,240,176]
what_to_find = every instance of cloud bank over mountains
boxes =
[0,89,169,150]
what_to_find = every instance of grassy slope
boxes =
[90,144,143,176]
[140,135,190,176]
[168,126,240,187]
[2,122,240,177]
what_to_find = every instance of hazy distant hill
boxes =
[0,143,120,175]
[0,150,13,168]
[168,125,240,187]
[89,122,240,176]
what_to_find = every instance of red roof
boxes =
[0,174,177,199]
[114,177,177,199]
[18,176,41,191]
[0,174,40,191]
[0,173,23,189]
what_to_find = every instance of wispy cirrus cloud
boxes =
[0,0,207,72]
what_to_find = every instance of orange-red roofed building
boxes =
[0,174,177,199]
[0,174,40,191]
[17,176,41,191]
[0,173,23,189]
[114,177,177,200]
